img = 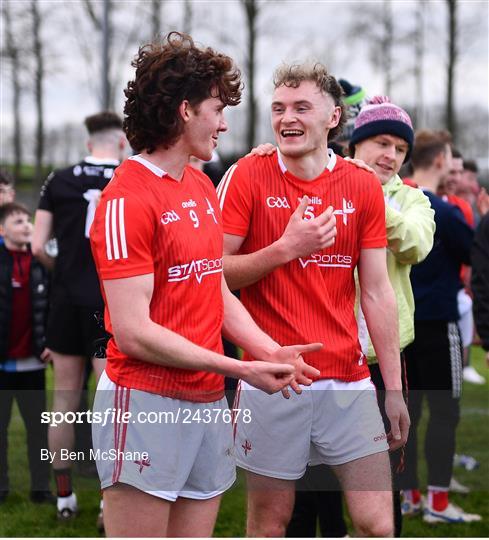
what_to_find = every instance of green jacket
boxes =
[357,174,435,362]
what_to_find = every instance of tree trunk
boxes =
[182,0,192,34]
[3,0,22,179]
[82,0,112,109]
[102,0,111,109]
[243,0,257,151]
[31,0,44,186]
[446,0,457,140]
[413,0,425,128]
[382,0,393,96]
[151,0,162,39]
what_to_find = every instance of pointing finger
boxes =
[292,343,323,355]
[289,380,303,395]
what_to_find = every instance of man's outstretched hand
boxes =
[266,342,322,398]
[240,361,296,395]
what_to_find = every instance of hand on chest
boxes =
[261,191,357,240]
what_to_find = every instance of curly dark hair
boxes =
[123,32,242,153]
[273,63,346,142]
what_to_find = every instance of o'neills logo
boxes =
[373,432,387,442]
[299,253,352,269]
[168,258,222,283]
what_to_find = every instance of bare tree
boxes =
[31,0,45,185]
[151,0,163,40]
[240,0,259,150]
[82,0,111,108]
[446,0,458,139]
[77,1,144,109]
[101,0,111,109]
[182,0,193,34]
[82,0,102,30]
[412,0,426,128]
[381,0,394,96]
[348,0,397,96]
[1,0,23,178]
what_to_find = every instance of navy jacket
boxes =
[410,190,473,322]
[472,213,489,350]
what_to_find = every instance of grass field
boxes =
[1,348,488,537]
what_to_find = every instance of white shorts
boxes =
[234,377,388,480]
[92,371,236,502]
[457,289,474,348]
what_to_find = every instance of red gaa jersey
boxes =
[90,155,225,402]
[218,151,387,381]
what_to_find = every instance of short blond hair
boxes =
[273,62,346,141]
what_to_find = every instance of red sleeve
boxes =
[359,174,387,249]
[90,190,155,280]
[217,160,253,238]
[460,200,475,228]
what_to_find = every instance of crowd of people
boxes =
[1,31,488,537]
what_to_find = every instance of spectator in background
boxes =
[349,96,435,536]
[32,111,127,520]
[462,160,482,225]
[330,78,368,157]
[398,130,480,524]
[472,195,489,367]
[0,203,53,505]
[0,171,16,246]
[443,149,466,203]
[0,171,15,207]
[459,160,479,206]
[440,150,484,386]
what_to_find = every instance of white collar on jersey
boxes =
[277,148,337,175]
[84,156,120,166]
[129,154,168,177]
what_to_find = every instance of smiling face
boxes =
[0,211,33,250]
[354,134,409,184]
[444,156,464,195]
[271,81,341,159]
[0,183,15,206]
[184,95,228,162]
